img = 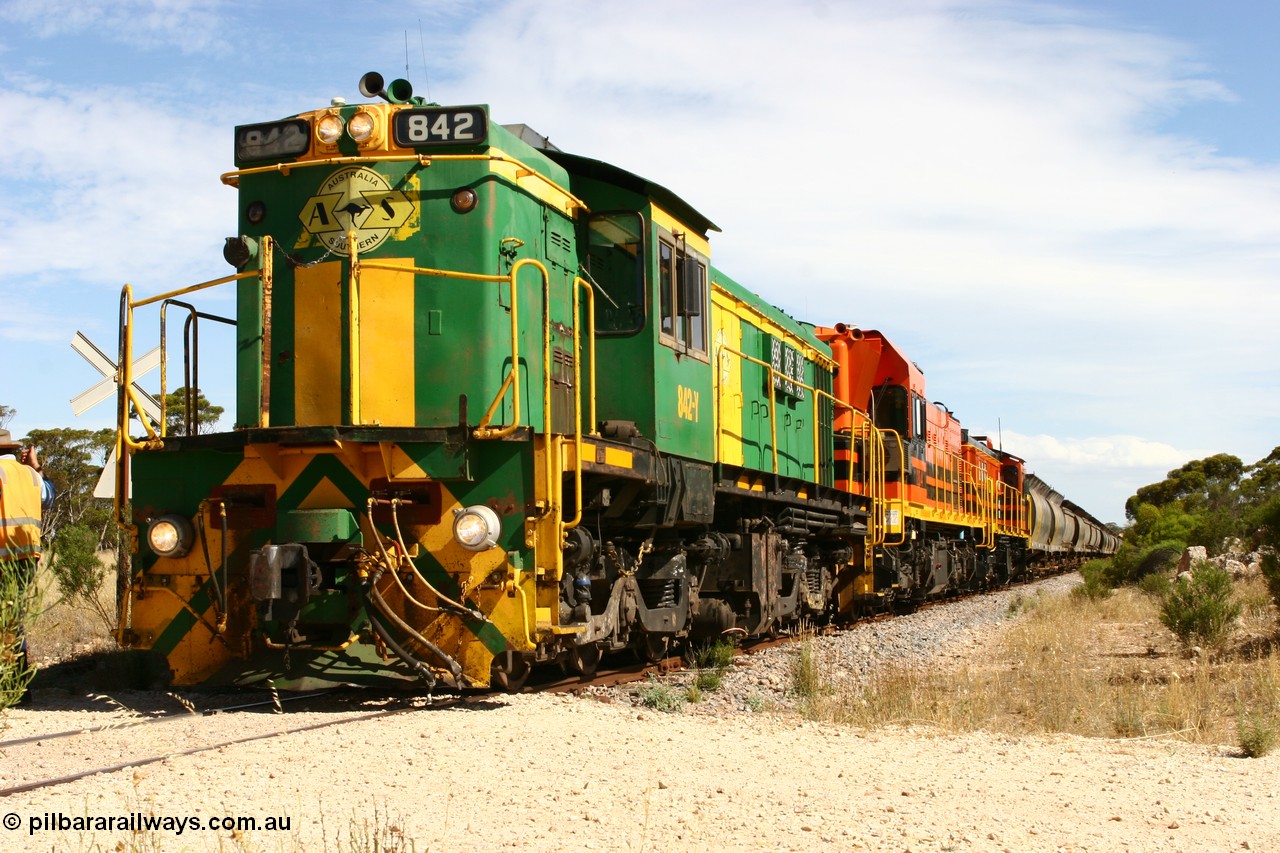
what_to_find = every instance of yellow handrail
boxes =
[116,248,276,525]
[221,153,590,215]
[710,339,894,545]
[561,277,598,534]
[349,231,363,424]
[358,257,549,440]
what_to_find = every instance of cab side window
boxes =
[658,237,707,355]
[587,211,646,336]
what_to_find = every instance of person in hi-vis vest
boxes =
[0,428,55,705]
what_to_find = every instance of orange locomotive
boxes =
[818,324,1106,609]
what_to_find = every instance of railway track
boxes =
[0,689,457,797]
[1,571,1077,796]
[0,659,676,796]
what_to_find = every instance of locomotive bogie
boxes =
[125,432,557,688]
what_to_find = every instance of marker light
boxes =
[147,514,195,558]
[452,505,501,551]
[348,110,376,143]
[451,188,478,214]
[316,114,344,145]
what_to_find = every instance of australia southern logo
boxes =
[298,167,415,255]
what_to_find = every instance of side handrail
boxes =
[711,339,893,546]
[850,416,887,546]
[877,428,908,547]
[711,340,829,479]
[357,256,552,441]
[159,300,237,437]
[116,237,275,526]
[560,277,598,534]
[221,153,590,216]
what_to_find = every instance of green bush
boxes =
[1188,509,1239,556]
[683,638,734,697]
[1159,562,1241,651]
[1073,561,1114,601]
[636,679,685,713]
[1238,713,1278,758]
[691,638,736,671]
[0,559,40,710]
[48,524,113,627]
[1104,540,1187,588]
[1256,495,1280,610]
[791,641,828,699]
[1137,572,1172,599]
[1136,541,1186,581]
[1263,553,1280,612]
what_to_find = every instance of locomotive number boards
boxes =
[393,107,488,147]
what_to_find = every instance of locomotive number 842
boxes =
[112,72,1116,691]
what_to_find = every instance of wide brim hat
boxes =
[0,429,21,451]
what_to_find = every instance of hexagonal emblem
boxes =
[298,166,415,256]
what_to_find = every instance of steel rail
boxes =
[0,701,440,798]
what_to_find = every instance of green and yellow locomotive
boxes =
[113,73,1114,691]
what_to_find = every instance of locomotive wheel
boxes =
[567,643,601,677]
[635,632,670,663]
[490,651,530,693]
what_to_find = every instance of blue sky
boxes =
[2,0,1277,524]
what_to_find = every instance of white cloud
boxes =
[1001,431,1206,470]
[0,81,232,288]
[0,0,229,52]
[438,1,1280,337]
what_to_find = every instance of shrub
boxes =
[1136,541,1187,580]
[694,669,724,691]
[1073,561,1114,601]
[1238,713,1278,758]
[691,638,736,671]
[791,641,828,699]
[1137,572,1172,599]
[1159,562,1241,651]
[1262,554,1280,613]
[0,559,40,710]
[636,679,685,713]
[684,638,734,697]
[48,524,114,627]
[1257,493,1280,609]
[1107,540,1187,588]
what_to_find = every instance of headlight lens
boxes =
[452,505,501,551]
[348,110,376,142]
[316,114,344,144]
[147,514,194,558]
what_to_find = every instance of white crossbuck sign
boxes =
[69,331,163,498]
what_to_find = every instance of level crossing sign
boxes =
[69,331,163,498]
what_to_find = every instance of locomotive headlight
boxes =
[316,114,344,144]
[348,110,376,143]
[452,505,501,551]
[147,514,194,558]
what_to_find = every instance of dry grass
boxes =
[798,580,1280,750]
[26,552,119,666]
